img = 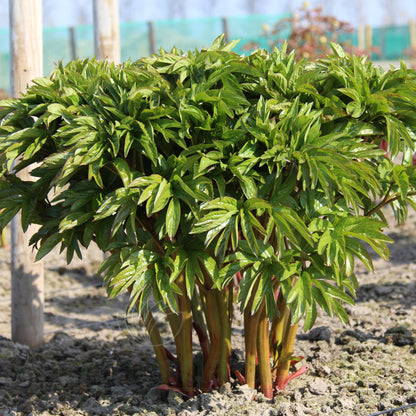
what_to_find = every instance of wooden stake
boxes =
[358,24,365,51]
[365,25,372,52]
[148,20,156,55]
[410,19,416,48]
[9,0,44,348]
[222,17,229,43]
[69,26,77,60]
[93,0,121,64]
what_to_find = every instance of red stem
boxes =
[280,365,310,391]
[235,369,246,385]
[274,322,300,391]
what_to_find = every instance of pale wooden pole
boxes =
[93,0,120,267]
[148,20,155,55]
[410,18,416,48]
[365,25,372,52]
[358,24,365,51]
[9,0,44,347]
[93,0,121,64]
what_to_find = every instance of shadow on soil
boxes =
[355,279,416,309]
[386,231,416,264]
[354,230,416,309]
[1,333,163,415]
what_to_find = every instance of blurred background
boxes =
[1,0,416,94]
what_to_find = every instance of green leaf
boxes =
[166,197,181,238]
[303,301,317,331]
[47,103,66,115]
[338,88,361,102]
[180,104,205,122]
[23,136,48,160]
[271,206,313,248]
[240,208,259,255]
[329,43,347,58]
[211,216,238,257]
[243,198,272,212]
[172,174,210,203]
[36,233,62,261]
[111,201,135,236]
[113,157,132,187]
[76,116,99,129]
[384,119,397,156]
[219,259,243,286]
[346,230,391,260]
[392,166,409,200]
[332,300,349,325]
[311,284,332,316]
[137,120,158,165]
[59,212,94,232]
[185,255,201,298]
[192,210,236,234]
[345,237,374,272]
[286,272,312,306]
[201,197,239,212]
[149,178,172,214]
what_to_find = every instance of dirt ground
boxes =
[0,207,415,416]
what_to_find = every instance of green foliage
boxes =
[1,36,416,396]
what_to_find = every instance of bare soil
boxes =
[0,208,415,416]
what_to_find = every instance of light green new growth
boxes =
[1,36,416,397]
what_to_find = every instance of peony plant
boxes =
[1,37,416,398]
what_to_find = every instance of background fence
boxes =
[0,13,415,93]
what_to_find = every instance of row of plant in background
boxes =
[1,36,416,398]
[243,2,379,60]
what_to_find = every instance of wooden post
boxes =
[69,26,77,60]
[358,24,365,51]
[222,17,229,43]
[93,0,121,64]
[365,25,372,52]
[148,21,156,55]
[9,0,44,348]
[410,18,416,48]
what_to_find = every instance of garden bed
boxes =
[0,207,415,416]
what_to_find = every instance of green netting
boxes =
[120,21,150,61]
[0,15,415,94]
[338,31,358,50]
[372,25,411,60]
[153,16,224,53]
[73,25,95,59]
[0,29,9,95]
[227,13,291,55]
[43,26,74,75]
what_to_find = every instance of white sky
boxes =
[0,0,415,29]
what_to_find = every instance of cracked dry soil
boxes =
[0,207,415,416]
